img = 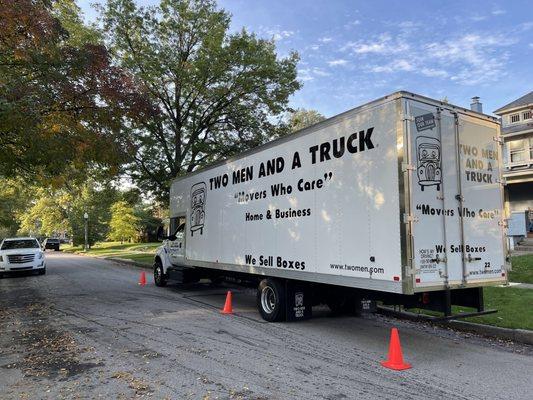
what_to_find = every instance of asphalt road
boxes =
[0,253,532,399]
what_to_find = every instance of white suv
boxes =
[0,237,46,276]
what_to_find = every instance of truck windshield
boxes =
[1,240,40,250]
[418,145,440,162]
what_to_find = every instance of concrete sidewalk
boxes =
[503,282,533,289]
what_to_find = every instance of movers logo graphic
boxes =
[190,182,206,236]
[416,136,441,191]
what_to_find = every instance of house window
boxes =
[509,139,527,163]
[523,110,532,120]
[510,113,520,123]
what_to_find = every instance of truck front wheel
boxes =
[154,260,167,287]
[257,278,286,322]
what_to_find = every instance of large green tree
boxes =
[18,189,70,237]
[14,180,121,245]
[288,108,326,132]
[102,0,301,200]
[108,201,139,243]
[0,0,145,183]
[0,179,33,239]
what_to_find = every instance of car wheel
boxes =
[154,260,167,287]
[38,268,46,275]
[257,278,286,322]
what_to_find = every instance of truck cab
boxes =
[153,216,199,286]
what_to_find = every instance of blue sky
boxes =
[78,0,533,116]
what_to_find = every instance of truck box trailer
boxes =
[154,91,508,322]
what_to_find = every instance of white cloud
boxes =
[370,59,414,73]
[397,21,418,29]
[518,22,533,31]
[425,33,516,84]
[344,19,361,29]
[298,67,331,81]
[327,59,349,67]
[342,33,409,55]
[312,67,331,77]
[492,9,506,16]
[298,69,314,82]
[260,26,295,42]
[319,37,333,43]
[470,15,488,22]
[420,68,449,78]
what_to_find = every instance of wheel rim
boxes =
[261,286,277,314]
[155,266,161,283]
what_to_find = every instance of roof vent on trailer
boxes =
[470,96,483,113]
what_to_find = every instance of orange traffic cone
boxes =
[221,291,233,314]
[138,271,147,286]
[381,328,411,370]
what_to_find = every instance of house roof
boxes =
[494,91,533,114]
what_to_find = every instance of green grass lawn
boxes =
[509,254,533,284]
[111,253,155,265]
[466,286,533,330]
[407,286,533,330]
[63,241,159,265]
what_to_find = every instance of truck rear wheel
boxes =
[154,260,167,287]
[257,278,286,322]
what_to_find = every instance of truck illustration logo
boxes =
[190,182,207,236]
[295,292,304,307]
[416,136,441,191]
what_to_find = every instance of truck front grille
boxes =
[7,254,35,264]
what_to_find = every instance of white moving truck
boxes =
[154,91,508,322]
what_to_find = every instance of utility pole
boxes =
[84,212,89,251]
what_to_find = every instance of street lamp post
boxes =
[83,212,89,252]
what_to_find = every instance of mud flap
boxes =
[285,280,312,321]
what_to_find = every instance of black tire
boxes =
[257,278,286,322]
[38,268,46,275]
[154,259,167,287]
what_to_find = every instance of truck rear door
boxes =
[405,98,506,290]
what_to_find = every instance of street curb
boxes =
[66,251,153,270]
[377,306,533,345]
[108,257,152,270]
